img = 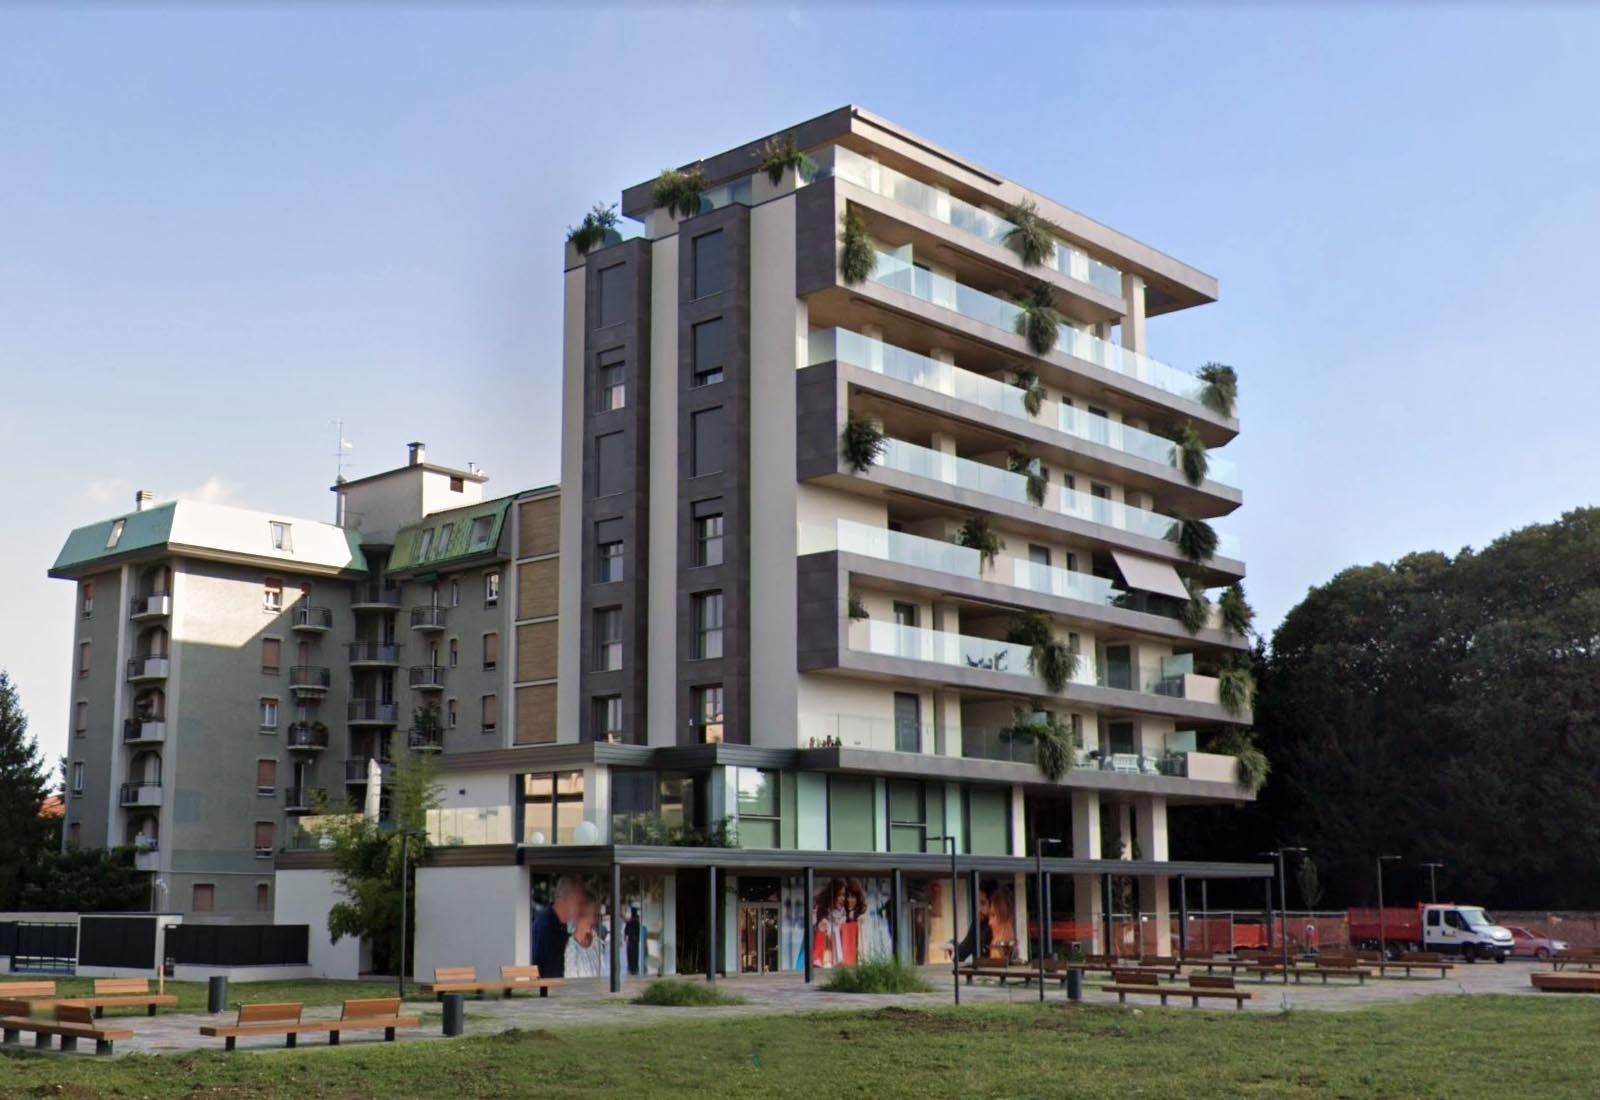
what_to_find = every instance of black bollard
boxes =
[1066,969,1083,1002]
[207,975,229,1013]
[442,993,465,1037]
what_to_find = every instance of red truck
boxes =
[1348,904,1513,962]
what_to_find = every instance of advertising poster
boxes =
[780,875,894,969]
[530,872,666,978]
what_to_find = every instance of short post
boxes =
[706,866,718,983]
[441,993,465,1037]
[1264,877,1274,950]
[610,861,623,994]
[207,975,229,1014]
[803,866,815,984]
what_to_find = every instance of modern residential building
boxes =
[376,105,1270,986]
[49,445,557,921]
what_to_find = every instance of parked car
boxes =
[1505,925,1568,960]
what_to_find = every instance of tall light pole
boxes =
[1259,847,1306,983]
[386,824,427,1001]
[1035,836,1062,1002]
[1376,854,1402,960]
[1420,861,1444,904]
[929,835,960,1005]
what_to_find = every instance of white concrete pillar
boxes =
[1136,797,1171,955]
[1120,273,1146,354]
[1071,790,1102,947]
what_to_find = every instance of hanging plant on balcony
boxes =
[1206,728,1269,793]
[1197,362,1239,417]
[756,131,811,185]
[1005,612,1079,694]
[1002,708,1073,782]
[955,514,1005,569]
[1002,199,1054,268]
[1012,367,1044,417]
[1218,583,1254,638]
[651,164,707,219]
[1008,450,1047,506]
[1165,513,1220,564]
[1179,580,1211,635]
[565,202,620,254]
[838,208,876,285]
[1217,659,1255,716]
[1165,420,1209,486]
[847,591,868,620]
[840,412,887,473]
[1013,280,1061,356]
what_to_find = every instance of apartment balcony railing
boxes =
[288,665,331,692]
[134,847,160,872]
[809,328,1239,489]
[285,722,330,751]
[118,781,162,808]
[408,665,447,691]
[799,712,934,754]
[345,758,394,784]
[867,250,1214,411]
[348,699,399,724]
[129,593,171,619]
[830,144,1124,296]
[847,618,1099,686]
[351,586,402,610]
[347,642,401,666]
[409,606,448,632]
[292,605,334,632]
[122,718,166,744]
[125,656,170,682]
[284,786,326,813]
[871,438,1241,559]
[408,726,444,752]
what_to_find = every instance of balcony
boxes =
[351,586,402,611]
[347,641,401,667]
[288,665,331,695]
[866,250,1216,413]
[407,726,443,752]
[830,145,1123,297]
[119,781,162,808]
[134,846,160,872]
[345,758,394,784]
[285,722,330,751]
[348,699,399,725]
[292,605,334,632]
[799,713,933,754]
[284,786,326,814]
[408,665,447,692]
[409,606,448,632]
[848,618,1095,686]
[125,656,170,682]
[870,438,1241,560]
[129,593,171,620]
[121,718,166,745]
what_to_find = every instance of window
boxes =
[256,883,271,914]
[256,759,277,795]
[483,632,499,671]
[74,701,88,735]
[417,529,435,559]
[520,770,585,845]
[436,524,454,558]
[469,515,494,550]
[594,608,622,671]
[259,698,279,729]
[106,519,125,549]
[735,767,778,847]
[450,579,460,607]
[593,694,622,741]
[71,762,85,794]
[690,406,725,476]
[692,503,723,567]
[481,693,499,734]
[597,263,626,328]
[691,318,725,386]
[78,641,92,679]
[81,580,94,617]
[692,229,725,298]
[1091,482,1111,500]
[261,638,281,674]
[449,476,465,493]
[192,884,215,913]
[594,431,624,497]
[692,684,724,744]
[692,591,723,659]
[595,518,624,583]
[888,780,927,853]
[894,692,922,753]
[269,522,292,551]
[264,578,283,611]
[1028,544,1051,567]
[447,697,458,728]
[484,571,500,605]
[254,821,275,856]
[448,637,459,668]
[597,348,625,411]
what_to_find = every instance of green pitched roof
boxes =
[388,496,513,573]
[52,503,177,573]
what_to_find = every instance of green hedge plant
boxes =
[651,165,707,219]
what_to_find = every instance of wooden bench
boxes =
[958,964,1039,985]
[1552,948,1600,972]
[422,965,563,999]
[1532,971,1600,994]
[200,998,422,1051]
[1103,970,1255,1010]
[0,1001,133,1055]
[1289,965,1370,984]
[1376,952,1454,978]
[59,977,179,1017]
[0,981,58,999]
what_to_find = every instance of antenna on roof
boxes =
[332,419,353,480]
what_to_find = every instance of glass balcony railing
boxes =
[830,146,1123,296]
[848,620,1098,686]
[867,251,1214,410]
[426,805,516,847]
[810,327,1239,489]
[799,713,935,754]
[799,517,983,578]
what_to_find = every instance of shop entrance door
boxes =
[738,904,780,974]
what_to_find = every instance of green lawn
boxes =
[1,977,408,1016]
[1,995,1594,1098]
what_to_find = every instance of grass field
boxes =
[2,995,1595,1099]
[0,977,409,1016]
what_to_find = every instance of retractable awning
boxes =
[1111,550,1190,600]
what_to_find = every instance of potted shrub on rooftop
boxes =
[756,131,812,186]
[1002,199,1054,268]
[839,412,886,473]
[651,164,707,220]
[1013,280,1061,356]
[1005,611,1079,694]
[839,209,876,286]
[565,203,620,255]
[1197,362,1239,418]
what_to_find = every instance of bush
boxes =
[820,957,932,994]
[631,980,747,1007]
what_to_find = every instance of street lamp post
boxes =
[1376,855,1402,960]
[1420,861,1444,904]
[1035,836,1062,1003]
[386,824,427,1001]
[1260,847,1306,983]
[929,835,959,1005]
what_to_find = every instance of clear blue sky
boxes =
[5,4,1600,763]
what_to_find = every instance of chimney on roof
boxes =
[134,490,155,512]
[407,442,426,467]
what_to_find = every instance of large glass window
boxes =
[888,780,926,853]
[692,503,723,567]
[965,786,1010,855]
[521,770,586,845]
[597,348,625,411]
[595,518,624,583]
[692,592,723,659]
[691,318,725,387]
[593,694,622,740]
[597,264,625,328]
[828,775,875,852]
[595,608,622,670]
[692,229,725,298]
[690,407,724,477]
[736,767,779,848]
[692,683,723,743]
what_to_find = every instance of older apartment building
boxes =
[49,445,558,920]
[367,106,1268,986]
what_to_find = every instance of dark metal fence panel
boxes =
[166,924,309,967]
[78,916,158,969]
[0,921,16,957]
[11,922,77,973]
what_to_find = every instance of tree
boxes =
[0,671,52,909]
[1297,855,1325,910]
[317,739,441,976]
[21,846,148,912]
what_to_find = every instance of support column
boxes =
[1177,874,1188,955]
[1264,878,1275,950]
[609,862,623,993]
[1070,790,1101,952]
[707,866,718,981]
[891,868,906,964]
[969,871,982,962]
[1101,873,1115,956]
[1135,797,1170,955]
[1120,272,1146,355]
[803,866,814,983]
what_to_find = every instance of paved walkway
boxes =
[11,959,1559,1058]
